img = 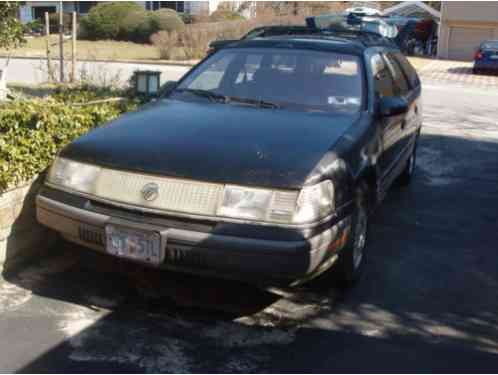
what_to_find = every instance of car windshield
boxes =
[482,41,498,50]
[174,48,364,113]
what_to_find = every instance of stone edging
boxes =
[0,175,57,274]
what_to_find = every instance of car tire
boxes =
[333,183,369,287]
[473,67,481,75]
[397,142,417,186]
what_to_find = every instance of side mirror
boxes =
[159,81,178,97]
[379,96,408,117]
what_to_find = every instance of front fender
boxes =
[303,112,382,209]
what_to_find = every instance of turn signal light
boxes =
[475,50,483,60]
[328,228,350,253]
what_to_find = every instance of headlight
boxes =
[293,180,335,224]
[47,157,101,194]
[217,185,274,221]
[217,180,334,225]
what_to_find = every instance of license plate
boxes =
[106,225,163,265]
[490,55,498,60]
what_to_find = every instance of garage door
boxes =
[448,27,494,61]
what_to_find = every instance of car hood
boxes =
[61,99,359,189]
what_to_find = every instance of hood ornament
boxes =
[141,182,159,202]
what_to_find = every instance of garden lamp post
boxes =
[134,70,162,98]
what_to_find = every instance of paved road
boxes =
[1,82,497,373]
[1,57,190,86]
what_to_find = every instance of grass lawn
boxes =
[1,35,161,61]
[2,36,438,72]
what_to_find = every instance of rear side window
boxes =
[383,53,410,96]
[392,52,420,89]
[371,54,396,98]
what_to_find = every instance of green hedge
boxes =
[122,8,185,43]
[79,2,184,43]
[0,89,137,191]
[79,1,143,40]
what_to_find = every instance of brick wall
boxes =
[0,176,57,274]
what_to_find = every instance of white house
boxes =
[437,1,498,60]
[142,1,221,16]
[18,1,221,24]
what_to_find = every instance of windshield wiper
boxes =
[227,96,281,109]
[174,88,227,103]
[174,89,280,109]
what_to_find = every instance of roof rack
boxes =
[208,14,399,52]
[240,24,396,48]
[242,25,311,40]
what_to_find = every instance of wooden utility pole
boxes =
[45,12,53,82]
[71,11,77,83]
[59,1,64,83]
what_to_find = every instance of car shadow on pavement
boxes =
[447,66,498,77]
[2,133,498,372]
[446,66,474,75]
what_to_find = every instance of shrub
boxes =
[79,2,142,40]
[80,4,184,43]
[23,19,44,34]
[208,10,245,22]
[150,30,179,60]
[151,9,185,33]
[121,10,151,43]
[152,15,304,60]
[0,2,25,51]
[0,87,138,191]
[178,12,193,25]
[48,12,73,33]
[122,9,185,43]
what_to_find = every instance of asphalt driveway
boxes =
[420,59,498,89]
[0,82,497,373]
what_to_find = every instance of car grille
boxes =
[165,245,208,268]
[94,168,224,216]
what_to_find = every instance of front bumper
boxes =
[36,187,351,285]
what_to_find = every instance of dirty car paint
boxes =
[61,100,361,189]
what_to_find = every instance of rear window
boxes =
[176,48,364,114]
[481,41,498,50]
